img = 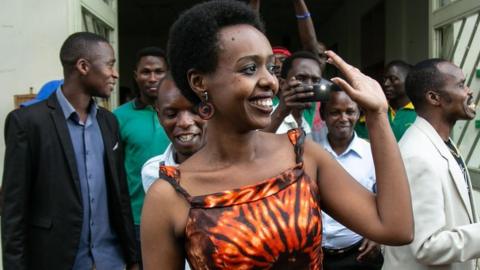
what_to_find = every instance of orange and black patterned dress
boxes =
[159,129,323,269]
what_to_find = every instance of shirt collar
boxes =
[393,102,415,111]
[163,144,179,166]
[322,132,364,159]
[56,87,98,121]
[403,102,415,110]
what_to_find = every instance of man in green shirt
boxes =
[356,60,416,141]
[113,47,170,267]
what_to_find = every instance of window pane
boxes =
[81,7,114,109]
[81,8,112,41]
[437,0,458,9]
[437,19,463,59]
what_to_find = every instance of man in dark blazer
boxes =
[2,32,138,270]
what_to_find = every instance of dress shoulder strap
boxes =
[287,128,306,164]
[158,165,192,203]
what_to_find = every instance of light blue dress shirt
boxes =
[56,89,124,270]
[317,132,376,249]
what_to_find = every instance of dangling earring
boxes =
[198,91,215,120]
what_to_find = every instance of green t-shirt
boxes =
[355,102,417,141]
[114,99,170,225]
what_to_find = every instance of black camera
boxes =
[301,78,340,102]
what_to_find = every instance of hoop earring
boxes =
[198,91,215,120]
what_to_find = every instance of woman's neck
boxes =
[203,119,260,164]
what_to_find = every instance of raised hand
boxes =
[326,50,388,115]
[262,76,314,133]
[278,76,313,112]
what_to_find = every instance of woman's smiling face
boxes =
[203,24,279,132]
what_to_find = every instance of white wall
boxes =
[0,0,70,180]
[0,0,119,180]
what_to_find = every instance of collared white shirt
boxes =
[141,143,178,192]
[317,133,376,249]
[273,105,312,134]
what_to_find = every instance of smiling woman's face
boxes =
[203,24,279,132]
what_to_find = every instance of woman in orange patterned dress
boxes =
[141,1,414,269]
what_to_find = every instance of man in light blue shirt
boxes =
[56,88,125,269]
[2,32,137,270]
[315,90,383,270]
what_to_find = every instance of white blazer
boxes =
[383,117,480,270]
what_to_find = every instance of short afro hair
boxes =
[385,60,412,78]
[280,51,322,79]
[405,58,448,111]
[134,46,167,70]
[60,32,109,72]
[167,0,265,106]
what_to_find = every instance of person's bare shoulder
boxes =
[303,137,331,163]
[302,137,342,185]
[257,131,296,154]
[144,177,190,235]
[147,177,180,199]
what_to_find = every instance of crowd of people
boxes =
[1,0,479,270]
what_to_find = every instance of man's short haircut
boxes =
[405,58,448,110]
[385,60,412,76]
[319,89,355,119]
[59,32,109,71]
[167,0,265,106]
[280,51,322,79]
[134,47,167,69]
[155,72,175,105]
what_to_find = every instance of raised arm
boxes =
[249,0,260,13]
[313,51,413,245]
[292,0,321,54]
[292,0,328,72]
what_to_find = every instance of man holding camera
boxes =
[264,51,321,134]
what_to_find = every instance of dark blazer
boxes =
[1,94,137,270]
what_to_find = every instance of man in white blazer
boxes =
[383,59,479,270]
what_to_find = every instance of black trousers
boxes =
[322,242,383,270]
